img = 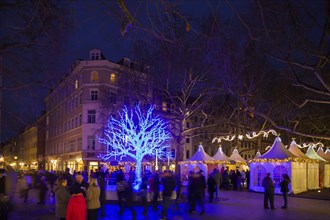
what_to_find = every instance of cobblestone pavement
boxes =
[7,188,330,220]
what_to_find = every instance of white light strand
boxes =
[299,142,324,149]
[212,129,278,143]
[245,129,278,139]
[97,105,171,190]
[212,135,236,143]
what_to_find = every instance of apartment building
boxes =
[44,49,153,172]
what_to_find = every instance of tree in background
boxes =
[0,0,74,142]
[98,104,171,190]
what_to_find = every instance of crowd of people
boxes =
[0,165,290,220]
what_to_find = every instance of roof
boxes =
[255,151,261,159]
[258,137,297,159]
[306,146,326,162]
[212,146,231,162]
[189,144,215,162]
[288,140,310,159]
[229,148,246,163]
[316,147,330,161]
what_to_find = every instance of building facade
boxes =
[44,49,153,173]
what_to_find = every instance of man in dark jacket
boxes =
[279,174,291,209]
[188,167,206,215]
[70,173,88,197]
[161,171,176,220]
[262,173,275,209]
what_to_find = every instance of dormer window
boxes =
[89,49,103,60]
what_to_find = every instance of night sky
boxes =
[1,0,229,143]
[1,0,327,144]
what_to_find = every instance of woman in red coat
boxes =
[66,193,87,220]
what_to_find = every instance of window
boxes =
[186,122,190,128]
[79,114,82,126]
[91,71,98,82]
[75,79,78,89]
[78,138,82,150]
[253,165,267,187]
[162,101,167,112]
[194,145,198,152]
[109,92,116,104]
[88,110,96,123]
[79,93,82,104]
[90,90,98,100]
[186,150,190,159]
[110,73,116,84]
[88,135,96,150]
[75,117,78,128]
[273,166,288,188]
[186,138,190,143]
[171,149,175,158]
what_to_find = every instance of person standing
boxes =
[160,171,176,220]
[97,171,106,217]
[188,167,206,215]
[262,173,275,210]
[140,173,149,216]
[279,174,291,209]
[207,174,216,203]
[116,172,136,220]
[212,168,221,198]
[151,172,160,211]
[37,176,48,205]
[86,177,100,220]
[70,173,88,197]
[54,177,70,220]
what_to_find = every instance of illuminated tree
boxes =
[98,105,171,190]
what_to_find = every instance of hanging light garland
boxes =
[245,129,278,139]
[247,157,317,164]
[212,129,278,143]
[212,135,236,143]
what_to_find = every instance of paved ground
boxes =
[7,188,330,220]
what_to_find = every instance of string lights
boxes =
[98,105,171,190]
[212,129,278,143]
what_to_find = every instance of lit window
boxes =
[110,73,116,84]
[88,110,96,123]
[75,79,78,89]
[90,90,98,100]
[91,71,98,82]
[162,101,167,111]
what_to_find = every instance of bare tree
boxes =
[0,0,74,142]
[225,0,330,142]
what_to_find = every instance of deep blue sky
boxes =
[2,0,230,143]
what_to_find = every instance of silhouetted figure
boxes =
[279,174,291,209]
[262,173,275,209]
[207,175,216,203]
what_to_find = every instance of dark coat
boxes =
[188,173,206,195]
[207,176,217,193]
[280,177,291,193]
[70,181,88,197]
[54,185,70,218]
[262,176,274,193]
[162,175,176,197]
